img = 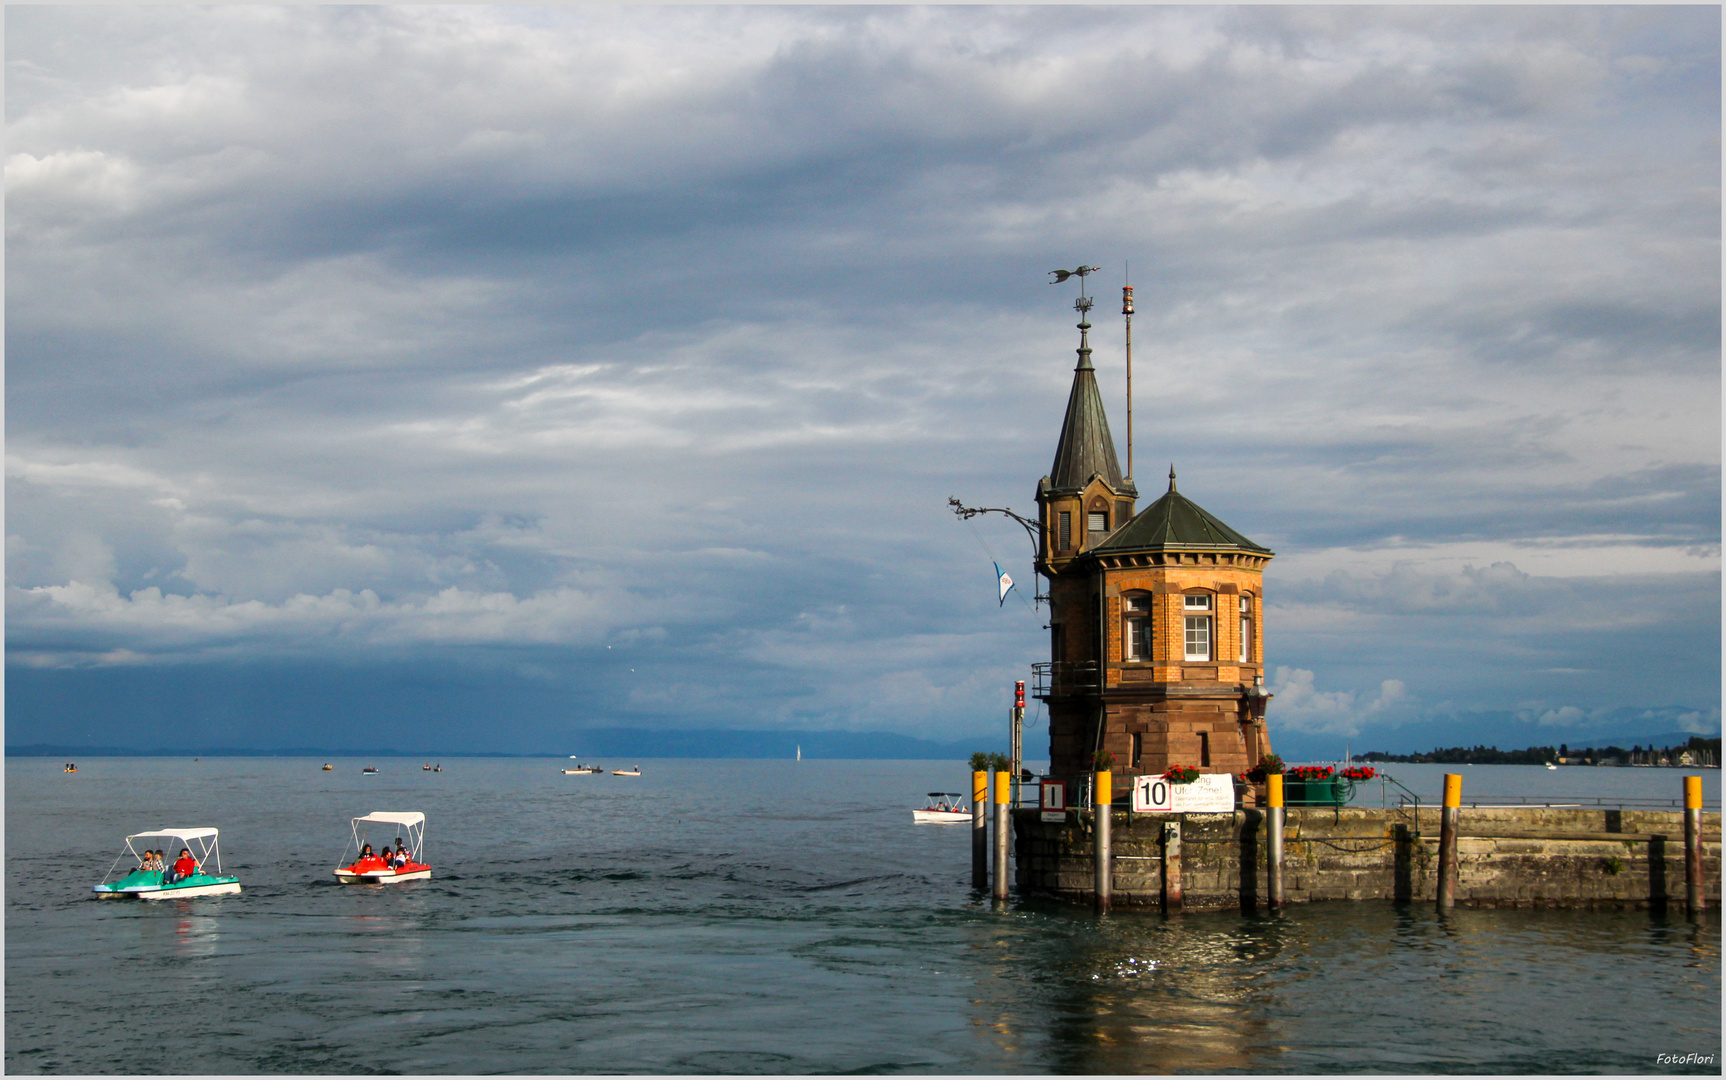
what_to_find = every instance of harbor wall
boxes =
[1013,806,1722,911]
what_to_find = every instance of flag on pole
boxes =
[994,562,1015,606]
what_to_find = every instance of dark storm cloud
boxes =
[6,6,1718,750]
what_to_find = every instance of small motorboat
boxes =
[562,763,603,774]
[612,766,642,777]
[422,763,432,771]
[432,764,441,773]
[92,827,241,899]
[913,793,971,824]
[1546,762,1558,770]
[321,763,333,771]
[362,766,379,775]
[63,763,77,773]
[333,812,431,884]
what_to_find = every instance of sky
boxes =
[6,6,1720,758]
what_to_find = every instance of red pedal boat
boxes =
[334,811,430,883]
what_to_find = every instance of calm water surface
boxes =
[7,757,1719,1074]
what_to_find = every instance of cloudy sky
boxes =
[7,6,1719,757]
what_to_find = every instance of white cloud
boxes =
[1269,666,1415,737]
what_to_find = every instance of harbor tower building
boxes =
[1031,314,1275,782]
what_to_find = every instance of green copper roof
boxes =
[1094,468,1272,554]
[1048,340,1125,493]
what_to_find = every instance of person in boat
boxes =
[164,848,197,883]
[390,840,406,868]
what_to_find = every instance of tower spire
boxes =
[1046,266,1123,491]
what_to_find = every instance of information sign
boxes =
[1039,780,1066,823]
[1132,772,1236,813]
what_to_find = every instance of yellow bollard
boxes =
[1094,770,1112,911]
[971,770,988,889]
[1684,776,1705,914]
[1267,774,1285,908]
[992,769,1010,900]
[1437,773,1461,909]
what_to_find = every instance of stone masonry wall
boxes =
[1014,805,1723,911]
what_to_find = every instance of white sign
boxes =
[1040,780,1066,822]
[1133,772,1235,813]
[1133,774,1173,812]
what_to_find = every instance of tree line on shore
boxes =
[1357,735,1721,766]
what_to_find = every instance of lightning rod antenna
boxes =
[1122,263,1134,481]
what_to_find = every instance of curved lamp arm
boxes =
[948,497,1039,552]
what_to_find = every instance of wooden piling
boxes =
[992,770,1010,901]
[1266,774,1285,908]
[1684,775,1705,914]
[1094,770,1112,912]
[971,770,988,890]
[1437,772,1461,909]
[1162,819,1183,914]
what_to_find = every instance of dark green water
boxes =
[7,758,1719,1073]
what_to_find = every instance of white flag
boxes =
[994,562,1015,606]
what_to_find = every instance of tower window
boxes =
[1239,594,1253,663]
[1184,594,1212,610]
[1088,511,1107,533]
[1123,593,1151,661]
[1199,731,1211,767]
[1184,614,1212,661]
[1059,511,1072,551]
[1131,732,1143,768]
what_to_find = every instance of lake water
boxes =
[7,757,1720,1074]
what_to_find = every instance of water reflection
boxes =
[967,903,1290,1073]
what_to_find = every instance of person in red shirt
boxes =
[170,848,198,882]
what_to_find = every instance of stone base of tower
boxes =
[1048,694,1272,781]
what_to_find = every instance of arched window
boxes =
[1122,592,1151,661]
[1183,592,1213,661]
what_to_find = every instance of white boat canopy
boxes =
[353,812,424,827]
[127,827,220,843]
[105,827,225,881]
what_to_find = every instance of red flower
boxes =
[1340,766,1377,781]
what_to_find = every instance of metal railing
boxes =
[1030,661,1099,699]
[1395,794,1722,812]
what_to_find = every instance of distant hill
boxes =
[6,727,1012,761]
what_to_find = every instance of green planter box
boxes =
[1284,777,1353,807]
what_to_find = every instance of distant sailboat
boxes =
[796,745,801,761]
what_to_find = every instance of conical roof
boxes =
[1094,469,1272,554]
[1049,347,1125,493]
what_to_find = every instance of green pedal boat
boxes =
[92,827,241,900]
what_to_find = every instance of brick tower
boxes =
[1032,313,1274,782]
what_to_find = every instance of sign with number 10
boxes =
[1132,775,1173,813]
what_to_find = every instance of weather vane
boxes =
[1049,266,1101,317]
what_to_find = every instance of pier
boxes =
[1013,802,1721,912]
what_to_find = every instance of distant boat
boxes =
[913,793,970,824]
[612,766,642,777]
[362,766,379,775]
[433,764,441,773]
[796,745,801,761]
[321,763,333,771]
[422,763,431,771]
[1545,762,1558,770]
